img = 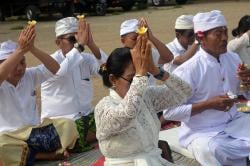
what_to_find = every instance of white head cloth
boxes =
[55,17,78,37]
[120,19,139,36]
[0,40,18,60]
[193,10,227,33]
[175,15,194,29]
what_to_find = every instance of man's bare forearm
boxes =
[30,47,60,74]
[0,48,25,84]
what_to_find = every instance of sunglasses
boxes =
[60,35,77,44]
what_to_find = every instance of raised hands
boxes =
[76,19,89,46]
[18,25,36,53]
[130,35,151,76]
[139,18,154,41]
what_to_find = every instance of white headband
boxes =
[175,15,194,30]
[120,19,139,36]
[55,17,78,37]
[193,10,227,33]
[0,40,17,60]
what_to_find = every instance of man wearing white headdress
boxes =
[162,14,199,73]
[40,17,107,152]
[0,26,78,166]
[120,18,173,80]
[162,10,250,165]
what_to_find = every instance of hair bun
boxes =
[232,28,239,37]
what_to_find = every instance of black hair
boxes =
[99,47,132,88]
[232,15,250,37]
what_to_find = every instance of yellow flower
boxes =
[77,15,85,20]
[136,26,148,35]
[27,20,37,26]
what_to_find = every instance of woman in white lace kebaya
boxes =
[95,35,192,166]
[227,15,250,66]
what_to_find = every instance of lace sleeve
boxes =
[95,76,147,140]
[227,33,249,53]
[144,74,192,113]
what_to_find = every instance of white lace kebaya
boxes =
[95,74,192,166]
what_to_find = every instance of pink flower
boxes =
[197,31,204,38]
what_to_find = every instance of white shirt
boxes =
[163,48,243,148]
[163,38,187,73]
[227,32,250,66]
[95,74,191,165]
[41,48,107,120]
[0,66,52,133]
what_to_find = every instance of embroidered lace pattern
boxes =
[95,74,192,157]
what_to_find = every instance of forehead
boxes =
[184,29,194,33]
[59,32,76,38]
[207,26,228,33]
[123,32,138,38]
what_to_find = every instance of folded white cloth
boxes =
[175,15,194,30]
[0,40,17,60]
[55,17,78,37]
[120,19,139,36]
[193,10,227,33]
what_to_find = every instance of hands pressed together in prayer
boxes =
[139,18,154,41]
[130,31,161,77]
[18,25,36,54]
[76,18,102,59]
[76,19,95,48]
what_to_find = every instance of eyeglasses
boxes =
[120,76,133,84]
[60,35,77,44]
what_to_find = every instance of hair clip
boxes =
[101,63,107,72]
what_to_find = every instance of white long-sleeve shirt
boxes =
[0,66,52,133]
[95,74,191,165]
[163,48,244,148]
[227,32,250,66]
[163,38,187,73]
[41,48,107,120]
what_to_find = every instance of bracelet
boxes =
[135,73,150,77]
[153,67,165,80]
[135,74,144,77]
[74,43,85,52]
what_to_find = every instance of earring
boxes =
[112,84,116,90]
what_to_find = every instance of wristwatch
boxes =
[74,43,85,52]
[154,67,165,80]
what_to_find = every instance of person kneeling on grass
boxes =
[0,26,78,166]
